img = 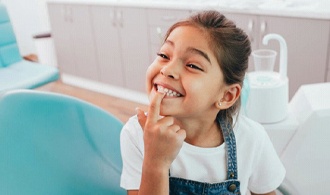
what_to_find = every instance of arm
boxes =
[132,92,186,195]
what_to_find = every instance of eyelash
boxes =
[156,52,204,72]
[186,64,204,71]
[157,53,169,59]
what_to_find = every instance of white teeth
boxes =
[158,86,165,93]
[157,85,182,97]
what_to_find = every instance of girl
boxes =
[120,10,285,195]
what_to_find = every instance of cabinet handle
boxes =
[67,6,73,23]
[63,6,73,23]
[157,27,163,43]
[260,21,267,38]
[110,11,116,26]
[117,10,123,27]
[62,6,67,22]
[248,19,254,43]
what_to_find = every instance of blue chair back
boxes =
[0,4,22,67]
[0,90,126,195]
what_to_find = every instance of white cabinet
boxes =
[90,6,125,88]
[48,3,99,80]
[225,13,330,98]
[92,5,150,92]
[116,7,150,92]
[48,2,330,97]
[146,8,194,63]
[49,4,150,92]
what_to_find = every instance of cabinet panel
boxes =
[260,16,330,98]
[119,7,150,92]
[148,25,167,63]
[48,4,99,81]
[69,5,99,80]
[147,8,194,65]
[147,9,192,27]
[149,26,167,45]
[90,6,124,87]
[48,3,76,75]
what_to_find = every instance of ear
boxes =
[216,84,241,109]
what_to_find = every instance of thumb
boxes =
[136,107,147,130]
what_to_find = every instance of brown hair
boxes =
[164,10,251,125]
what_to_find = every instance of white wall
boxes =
[1,0,50,56]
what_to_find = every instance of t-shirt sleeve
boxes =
[248,129,286,193]
[120,117,144,190]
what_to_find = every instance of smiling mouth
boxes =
[155,84,183,97]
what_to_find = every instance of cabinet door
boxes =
[48,3,76,75]
[90,6,124,87]
[260,16,330,98]
[69,5,99,80]
[327,34,330,82]
[147,8,194,64]
[224,13,259,72]
[48,4,99,80]
[119,7,150,92]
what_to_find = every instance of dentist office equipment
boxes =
[246,33,289,123]
[243,33,330,194]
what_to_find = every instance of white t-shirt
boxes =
[120,115,286,194]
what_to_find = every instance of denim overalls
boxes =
[169,116,241,195]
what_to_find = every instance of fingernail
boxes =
[135,107,140,113]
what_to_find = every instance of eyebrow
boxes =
[187,47,211,64]
[164,40,211,64]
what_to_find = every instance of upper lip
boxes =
[154,82,184,96]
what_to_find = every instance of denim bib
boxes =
[169,116,241,195]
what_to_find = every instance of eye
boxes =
[157,53,169,60]
[186,64,204,71]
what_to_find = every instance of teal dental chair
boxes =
[0,90,125,195]
[0,3,59,93]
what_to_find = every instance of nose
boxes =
[160,62,180,79]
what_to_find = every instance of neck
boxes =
[174,116,223,148]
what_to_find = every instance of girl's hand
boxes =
[136,92,186,170]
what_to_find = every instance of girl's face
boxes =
[146,25,226,119]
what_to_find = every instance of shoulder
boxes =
[121,115,144,150]
[234,114,273,161]
[234,114,268,140]
[122,115,142,133]
[122,115,142,135]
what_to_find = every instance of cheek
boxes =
[145,62,159,92]
[185,76,222,101]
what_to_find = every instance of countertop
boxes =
[47,0,330,20]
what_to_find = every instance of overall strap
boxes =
[218,116,238,180]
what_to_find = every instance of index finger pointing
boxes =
[146,91,165,124]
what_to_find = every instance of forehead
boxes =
[166,26,212,51]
